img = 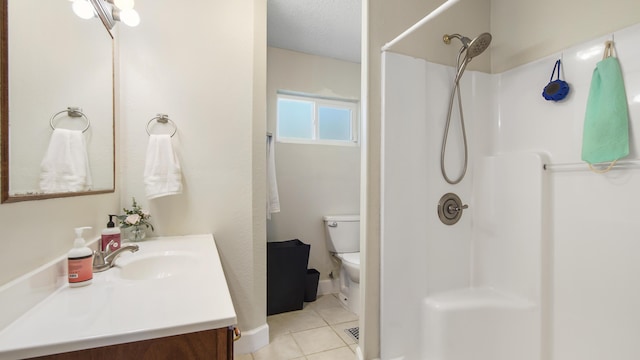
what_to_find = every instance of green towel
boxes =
[581,56,629,164]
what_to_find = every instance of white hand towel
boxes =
[266,135,280,219]
[144,134,183,199]
[40,129,92,193]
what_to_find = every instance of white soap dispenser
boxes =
[68,226,93,287]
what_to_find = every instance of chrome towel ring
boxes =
[49,107,90,133]
[146,114,177,137]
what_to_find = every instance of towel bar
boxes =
[49,107,90,133]
[146,114,177,137]
[543,159,640,171]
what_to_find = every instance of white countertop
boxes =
[0,234,237,360]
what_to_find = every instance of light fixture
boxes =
[71,0,141,29]
[113,8,141,27]
[107,0,141,27]
[72,0,96,20]
[113,0,134,10]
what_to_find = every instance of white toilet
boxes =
[323,215,360,315]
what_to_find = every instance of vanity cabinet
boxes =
[29,327,233,360]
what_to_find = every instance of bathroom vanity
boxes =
[27,328,233,359]
[0,234,237,360]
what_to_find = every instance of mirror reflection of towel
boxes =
[40,129,92,193]
[144,134,182,199]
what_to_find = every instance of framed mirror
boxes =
[1,0,115,203]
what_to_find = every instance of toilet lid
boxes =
[338,252,360,265]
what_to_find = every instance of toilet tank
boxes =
[323,215,360,253]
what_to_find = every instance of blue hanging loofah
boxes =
[542,59,570,101]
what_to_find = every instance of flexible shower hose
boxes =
[440,70,468,185]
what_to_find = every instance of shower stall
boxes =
[379,11,640,360]
[381,50,546,360]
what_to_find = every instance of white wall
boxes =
[118,0,266,336]
[266,47,360,280]
[491,0,640,73]
[0,195,120,286]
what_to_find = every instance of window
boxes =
[276,92,359,146]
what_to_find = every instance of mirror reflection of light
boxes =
[72,0,95,20]
[577,46,602,60]
[633,94,640,103]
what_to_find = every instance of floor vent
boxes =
[345,327,359,342]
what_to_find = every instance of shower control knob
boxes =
[437,193,468,226]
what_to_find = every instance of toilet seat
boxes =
[337,252,360,266]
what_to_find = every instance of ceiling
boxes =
[267,0,362,63]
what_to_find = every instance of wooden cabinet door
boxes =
[30,328,233,360]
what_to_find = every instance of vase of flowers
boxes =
[118,197,154,242]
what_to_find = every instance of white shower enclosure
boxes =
[380,22,640,360]
[381,51,545,360]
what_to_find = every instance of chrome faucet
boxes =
[93,239,139,272]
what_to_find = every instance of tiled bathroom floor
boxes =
[236,294,359,360]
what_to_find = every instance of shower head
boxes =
[443,32,492,59]
[466,32,492,59]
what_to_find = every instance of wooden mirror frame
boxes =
[0,0,115,203]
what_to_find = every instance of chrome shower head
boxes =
[443,32,492,59]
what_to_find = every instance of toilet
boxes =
[323,215,360,315]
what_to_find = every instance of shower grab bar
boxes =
[543,159,640,171]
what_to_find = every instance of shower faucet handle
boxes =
[447,203,468,213]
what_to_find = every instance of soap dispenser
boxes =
[101,215,121,252]
[68,226,93,287]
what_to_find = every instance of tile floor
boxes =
[236,294,359,360]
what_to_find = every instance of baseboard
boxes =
[318,278,339,295]
[233,323,269,355]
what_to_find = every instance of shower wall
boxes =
[495,22,640,360]
[380,52,491,360]
[381,21,640,360]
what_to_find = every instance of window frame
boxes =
[276,92,360,146]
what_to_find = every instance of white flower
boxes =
[126,214,141,225]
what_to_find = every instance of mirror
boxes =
[1,0,115,203]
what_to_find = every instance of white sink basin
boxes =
[116,251,200,280]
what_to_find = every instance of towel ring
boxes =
[146,114,177,137]
[49,107,90,133]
